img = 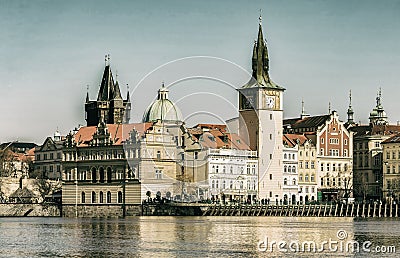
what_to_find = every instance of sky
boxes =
[1,0,400,144]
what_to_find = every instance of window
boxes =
[321,138,324,144]
[393,165,396,174]
[116,170,123,180]
[81,192,86,203]
[305,162,309,169]
[157,151,161,160]
[329,138,339,144]
[223,180,226,189]
[293,178,296,185]
[320,148,324,155]
[223,166,226,173]
[99,167,105,183]
[311,174,315,182]
[92,191,96,203]
[333,163,336,172]
[299,162,303,169]
[329,149,339,156]
[230,166,233,174]
[194,152,198,160]
[216,180,219,189]
[311,187,315,193]
[155,170,162,179]
[292,166,296,173]
[66,170,72,181]
[117,191,122,203]
[247,165,251,174]
[252,165,256,174]
[375,142,380,148]
[270,134,272,140]
[212,180,215,189]
[305,174,309,182]
[50,153,54,160]
[387,166,390,174]
[284,165,287,172]
[344,149,348,157]
[333,178,336,186]
[49,165,53,172]
[284,153,287,159]
[107,191,111,203]
[344,164,348,171]
[327,163,330,171]
[387,152,390,159]
[284,178,287,185]
[311,161,315,169]
[338,164,341,171]
[36,154,40,161]
[344,139,348,145]
[321,163,324,172]
[216,166,219,173]
[327,177,330,186]
[321,178,324,186]
[91,168,97,183]
[299,174,303,182]
[56,165,61,172]
[99,191,104,203]
[240,181,243,189]
[270,174,272,180]
[44,154,47,160]
[305,187,309,193]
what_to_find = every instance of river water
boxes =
[0,216,399,257]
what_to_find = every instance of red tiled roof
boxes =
[382,133,400,144]
[283,134,308,147]
[74,123,153,146]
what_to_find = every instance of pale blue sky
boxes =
[1,0,400,143]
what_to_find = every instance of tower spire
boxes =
[126,84,130,101]
[86,84,90,103]
[328,102,331,113]
[347,90,355,125]
[300,98,309,119]
[242,14,284,90]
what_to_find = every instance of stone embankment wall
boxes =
[0,203,60,217]
[62,204,141,218]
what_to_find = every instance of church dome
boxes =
[142,85,183,123]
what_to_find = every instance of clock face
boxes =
[266,96,275,109]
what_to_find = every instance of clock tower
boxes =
[238,15,285,201]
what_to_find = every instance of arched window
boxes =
[99,167,105,183]
[81,192,86,203]
[284,165,287,172]
[299,174,303,182]
[212,180,215,189]
[311,174,315,182]
[230,180,233,189]
[91,167,97,183]
[305,174,309,182]
[284,178,287,185]
[216,180,219,189]
[292,166,296,173]
[99,191,104,203]
[240,181,243,189]
[284,153,287,159]
[117,191,123,203]
[91,191,96,203]
[107,167,112,183]
[107,191,111,203]
[292,178,296,185]
[222,180,226,189]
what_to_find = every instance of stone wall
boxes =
[0,203,60,217]
[62,204,141,218]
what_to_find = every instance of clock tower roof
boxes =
[242,15,285,91]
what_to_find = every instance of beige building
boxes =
[381,134,400,202]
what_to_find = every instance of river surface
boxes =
[0,216,399,257]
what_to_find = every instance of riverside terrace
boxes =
[141,201,400,218]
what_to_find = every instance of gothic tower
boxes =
[347,90,355,125]
[85,58,131,126]
[238,15,285,200]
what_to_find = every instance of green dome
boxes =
[142,86,182,123]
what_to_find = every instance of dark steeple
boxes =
[347,90,355,125]
[85,56,131,126]
[243,15,284,90]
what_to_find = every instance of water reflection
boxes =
[0,217,399,257]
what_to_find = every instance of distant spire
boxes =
[347,90,355,125]
[86,84,90,103]
[259,9,262,25]
[376,87,382,107]
[126,84,130,101]
[300,98,309,119]
[328,102,331,113]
